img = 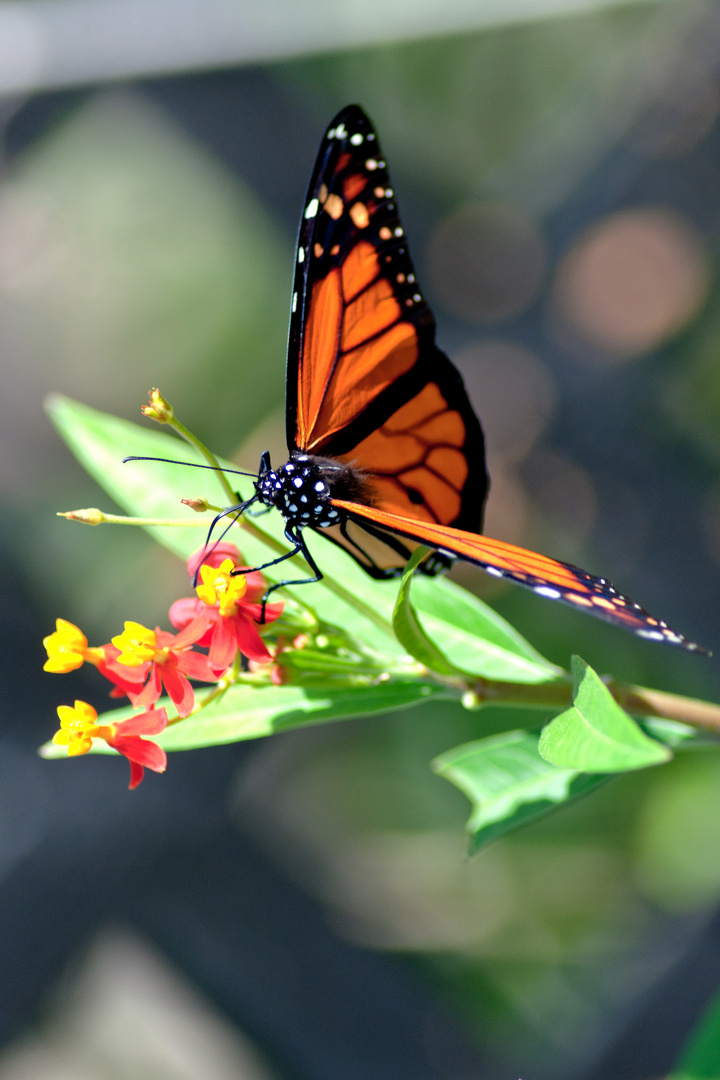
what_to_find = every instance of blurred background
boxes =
[2,0,720,1077]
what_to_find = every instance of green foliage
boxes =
[433,730,610,853]
[539,656,672,772]
[43,396,715,853]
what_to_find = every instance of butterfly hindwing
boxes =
[286,105,487,574]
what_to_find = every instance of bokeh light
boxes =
[552,206,709,363]
[426,201,546,323]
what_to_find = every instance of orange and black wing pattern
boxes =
[332,501,707,652]
[286,104,487,573]
[282,105,704,651]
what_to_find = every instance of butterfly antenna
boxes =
[123,455,257,479]
[192,497,259,586]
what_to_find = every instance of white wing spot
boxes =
[304,199,319,220]
[293,477,303,488]
[534,586,562,600]
[298,247,305,263]
[485,566,504,578]
[350,133,363,145]
[292,292,297,312]
[335,123,347,139]
[365,159,378,171]
[637,629,666,642]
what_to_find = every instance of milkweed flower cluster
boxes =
[43,543,283,788]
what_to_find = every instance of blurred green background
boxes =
[3,1,720,1078]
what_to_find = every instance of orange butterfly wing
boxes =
[286,105,486,574]
[332,500,706,651]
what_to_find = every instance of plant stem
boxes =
[167,414,238,504]
[469,674,720,732]
[58,510,211,526]
[610,681,720,732]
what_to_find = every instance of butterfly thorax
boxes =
[255,451,371,531]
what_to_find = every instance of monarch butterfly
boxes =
[218,105,704,653]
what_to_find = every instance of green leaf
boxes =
[643,716,702,749]
[40,678,447,756]
[409,573,562,684]
[392,548,463,675]
[433,730,609,853]
[538,656,672,772]
[668,985,720,1079]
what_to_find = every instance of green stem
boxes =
[166,414,237,504]
[467,674,720,732]
[58,510,211,527]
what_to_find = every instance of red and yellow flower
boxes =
[52,700,168,789]
[111,621,218,717]
[170,544,283,672]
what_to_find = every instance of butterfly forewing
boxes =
[331,500,706,651]
[286,104,487,567]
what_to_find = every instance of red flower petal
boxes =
[168,597,201,629]
[177,650,222,682]
[115,706,168,737]
[128,760,145,789]
[171,613,214,650]
[229,613,272,662]
[208,616,238,672]
[129,664,162,709]
[159,664,195,718]
[111,734,167,773]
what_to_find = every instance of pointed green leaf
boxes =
[538,656,672,772]
[433,730,609,853]
[392,548,463,675]
[409,573,561,683]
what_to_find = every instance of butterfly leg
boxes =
[193,497,259,585]
[258,527,324,621]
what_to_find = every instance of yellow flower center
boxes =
[52,700,116,757]
[196,559,248,617]
[111,621,159,666]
